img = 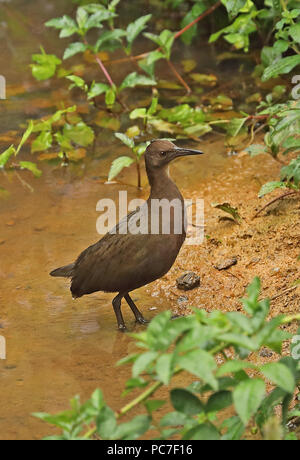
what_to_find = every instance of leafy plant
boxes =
[110,130,149,188]
[34,278,300,440]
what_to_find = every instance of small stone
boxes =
[149,307,157,311]
[214,257,238,271]
[259,348,273,358]
[176,272,200,291]
[177,295,189,306]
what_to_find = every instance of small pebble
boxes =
[149,307,157,311]
[214,257,238,271]
[176,272,200,291]
[177,295,189,306]
[259,348,273,358]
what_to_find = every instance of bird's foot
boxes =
[118,323,128,333]
[136,316,149,325]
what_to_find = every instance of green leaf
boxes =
[217,360,257,377]
[226,117,248,137]
[130,108,147,120]
[206,391,233,413]
[17,120,34,154]
[119,72,156,91]
[114,415,151,440]
[221,0,248,20]
[115,133,135,149]
[126,14,152,50]
[289,23,300,43]
[258,181,287,198]
[63,42,87,60]
[262,55,300,81]
[260,362,295,394]
[159,411,188,427]
[170,388,204,415]
[95,29,126,52]
[31,51,62,81]
[211,202,241,222]
[45,15,78,38]
[96,406,117,440]
[177,349,218,390]
[31,131,53,153]
[132,351,158,378]
[156,354,173,385]
[221,416,245,440]
[180,3,206,45]
[105,88,116,107]
[233,379,266,425]
[66,75,88,91]
[108,156,134,181]
[88,82,110,99]
[0,145,15,168]
[19,161,42,178]
[63,122,95,147]
[183,423,220,440]
[246,144,267,157]
[281,156,300,186]
[144,399,166,414]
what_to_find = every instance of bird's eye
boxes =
[160,151,167,156]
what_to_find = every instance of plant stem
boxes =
[105,1,222,66]
[174,1,222,40]
[118,380,163,418]
[167,60,191,94]
[95,55,115,88]
[281,313,300,324]
[253,191,299,219]
[136,160,142,189]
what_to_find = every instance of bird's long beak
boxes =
[169,147,204,160]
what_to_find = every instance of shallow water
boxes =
[0,0,232,439]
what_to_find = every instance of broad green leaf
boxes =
[206,391,233,413]
[114,415,151,440]
[115,133,135,149]
[126,14,152,50]
[45,15,78,38]
[63,122,95,147]
[262,55,300,81]
[130,108,147,120]
[233,379,266,425]
[211,202,241,222]
[217,360,257,377]
[63,42,87,60]
[183,423,220,440]
[281,156,300,186]
[180,3,206,45]
[226,117,248,137]
[95,29,126,52]
[258,181,287,198]
[31,131,53,153]
[221,0,248,20]
[177,349,218,390]
[289,23,300,43]
[119,72,156,91]
[144,400,166,414]
[132,351,158,378]
[19,161,42,178]
[88,82,110,99]
[246,144,267,157]
[0,145,15,167]
[96,406,117,440]
[221,416,244,440]
[159,412,188,427]
[31,51,61,81]
[260,362,295,394]
[66,75,88,91]
[170,388,204,415]
[108,156,134,181]
[156,353,173,385]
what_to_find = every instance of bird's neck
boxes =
[147,166,183,201]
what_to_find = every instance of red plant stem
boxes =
[174,1,222,39]
[253,191,299,219]
[95,55,115,88]
[167,60,191,94]
[105,1,222,66]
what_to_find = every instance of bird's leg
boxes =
[112,293,127,332]
[124,293,149,325]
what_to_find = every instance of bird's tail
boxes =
[50,263,75,278]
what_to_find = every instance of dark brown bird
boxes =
[50,140,204,330]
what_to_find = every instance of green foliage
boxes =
[34,278,300,440]
[31,48,62,81]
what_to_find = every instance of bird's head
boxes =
[145,139,204,171]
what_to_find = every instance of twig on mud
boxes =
[271,286,298,301]
[253,191,300,219]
